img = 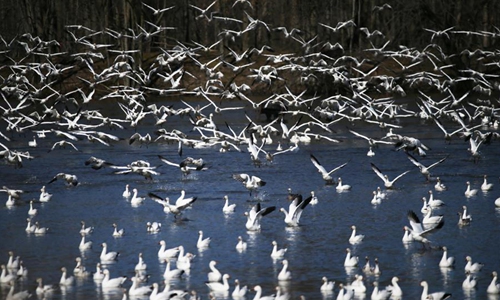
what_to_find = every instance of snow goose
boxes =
[17,261,27,277]
[347,274,366,294]
[481,174,493,191]
[320,276,335,293]
[222,195,236,213]
[464,181,478,198]
[59,267,74,286]
[371,281,391,300]
[310,154,348,185]
[235,236,247,252]
[79,233,92,251]
[93,263,104,281]
[370,163,410,189]
[100,269,126,289]
[495,197,500,208]
[80,221,94,235]
[130,188,146,206]
[25,218,35,233]
[386,276,402,298]
[271,240,287,259]
[206,273,230,292]
[372,258,381,276]
[406,210,444,244]
[233,173,266,195]
[487,271,500,294]
[122,184,131,198]
[5,280,30,300]
[48,173,78,186]
[129,276,153,296]
[252,285,275,300]
[163,260,184,280]
[28,200,37,216]
[367,146,375,157]
[232,279,247,298]
[34,221,48,234]
[39,186,52,202]
[245,202,276,231]
[207,260,222,282]
[344,248,358,267]
[336,177,351,192]
[420,281,450,300]
[112,223,124,237]
[406,153,448,180]
[310,191,318,205]
[100,242,119,262]
[73,257,89,278]
[5,195,15,207]
[349,225,364,244]
[336,283,354,300]
[427,190,445,207]
[371,191,381,205]
[36,277,56,296]
[176,246,195,272]
[462,272,477,290]
[434,177,446,192]
[464,256,483,273]
[0,265,16,283]
[197,230,211,249]
[149,192,197,218]
[134,253,147,272]
[157,240,180,260]
[277,259,292,281]
[6,251,19,270]
[376,187,387,200]
[146,221,161,233]
[439,247,455,268]
[422,207,444,225]
[280,194,312,227]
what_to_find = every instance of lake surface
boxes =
[1,97,500,300]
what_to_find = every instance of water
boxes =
[1,98,500,300]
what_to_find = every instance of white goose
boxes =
[157,240,180,260]
[245,202,276,231]
[207,260,222,282]
[197,230,211,249]
[347,274,366,294]
[310,191,318,205]
[59,267,74,286]
[146,221,161,233]
[0,265,16,283]
[427,190,445,207]
[464,256,483,273]
[128,276,153,296]
[406,210,444,244]
[371,281,391,300]
[134,253,147,271]
[206,273,230,292]
[163,260,184,280]
[122,184,131,198]
[7,252,19,270]
[36,277,56,296]
[310,154,348,185]
[280,194,312,227]
[277,259,292,281]
[462,272,477,290]
[349,225,364,244]
[336,177,351,192]
[28,201,37,216]
[371,191,381,205]
[344,248,358,267]
[25,218,35,233]
[73,257,89,277]
[39,186,53,202]
[101,269,127,288]
[320,276,335,292]
[5,195,15,207]
[93,263,104,281]
[439,246,455,268]
[271,240,287,259]
[434,177,447,191]
[481,174,494,191]
[235,236,247,252]
[386,276,403,298]
[464,181,478,198]
[79,234,92,251]
[422,206,444,225]
[34,222,48,234]
[420,280,451,300]
[232,279,247,298]
[371,162,410,189]
[80,221,94,235]
[130,188,146,206]
[336,283,354,300]
[252,285,275,300]
[100,243,119,262]
[232,173,266,195]
[222,195,236,213]
[487,271,500,294]
[112,223,124,237]
[461,205,472,222]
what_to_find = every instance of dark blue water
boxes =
[1,98,500,300]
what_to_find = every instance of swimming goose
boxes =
[59,267,74,286]
[310,154,348,185]
[386,276,402,298]
[129,276,153,296]
[207,261,221,282]
[112,223,124,237]
[406,210,444,244]
[5,280,30,300]
[464,181,478,198]
[346,274,366,294]
[464,256,483,273]
[101,269,126,288]
[376,187,387,200]
[462,272,477,290]
[122,184,131,198]
[222,195,236,213]
[163,260,184,280]
[487,271,500,294]
[371,163,410,189]
[349,225,364,244]
[233,173,266,195]
[158,240,180,260]
[344,248,358,267]
[235,236,247,252]
[421,197,430,214]
[34,221,48,234]
[134,253,147,271]
[0,265,16,283]
[310,191,318,205]
[146,221,161,233]
[176,246,195,271]
[39,186,52,202]
[93,263,104,281]
[280,194,312,227]
[371,191,382,205]
[371,281,391,300]
[336,283,354,300]
[5,195,15,207]
[277,259,292,281]
[252,285,275,300]
[427,191,445,207]
[27,200,37,216]
[245,202,276,231]
[130,188,146,206]
[271,240,287,259]
[420,280,451,300]
[232,279,248,298]
[80,221,94,235]
[100,242,119,262]
[36,277,57,296]
[206,273,231,292]
[422,207,444,225]
[48,173,78,186]
[438,247,455,268]
[79,233,92,251]
[7,251,19,271]
[372,258,381,275]
[73,257,89,277]
[481,174,494,191]
[197,230,211,249]
[16,261,27,277]
[434,177,446,191]
[25,218,35,233]
[320,276,335,292]
[336,177,351,192]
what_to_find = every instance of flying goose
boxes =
[371,163,410,189]
[310,154,348,185]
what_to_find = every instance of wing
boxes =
[370,163,386,181]
[310,154,328,175]
[427,156,448,169]
[392,170,410,182]
[407,210,424,234]
[177,197,197,210]
[406,153,422,168]
[232,173,248,183]
[327,162,348,176]
[147,192,165,202]
[158,155,180,167]
[258,206,276,217]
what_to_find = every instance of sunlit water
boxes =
[1,98,500,300]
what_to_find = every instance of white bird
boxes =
[427,190,445,207]
[163,260,184,280]
[130,188,146,206]
[197,230,211,249]
[464,181,478,198]
[79,233,92,251]
[336,177,351,192]
[5,280,30,300]
[93,263,105,281]
[349,225,364,244]
[149,192,197,218]
[310,191,318,205]
[245,202,276,231]
[371,281,391,300]
[464,255,483,273]
[128,276,153,296]
[280,194,312,226]
[34,222,49,234]
[277,259,292,281]
[386,276,403,298]
[207,260,221,282]
[39,186,52,202]
[320,276,335,293]
[371,191,382,205]
[310,154,348,185]
[0,265,16,283]
[146,221,161,233]
[462,272,477,290]
[439,246,455,268]
[112,223,124,237]
[25,218,35,233]
[222,195,236,213]
[122,184,131,198]
[336,283,355,300]
[481,174,493,191]
[232,279,248,298]
[346,274,366,294]
[461,205,472,222]
[233,173,266,195]
[420,280,451,300]
[73,257,89,277]
[101,269,127,288]
[271,240,287,259]
[252,285,276,300]
[59,267,74,286]
[406,153,448,179]
[235,236,247,252]
[79,221,94,235]
[371,163,410,189]
[5,195,15,207]
[36,277,56,296]
[27,200,37,216]
[176,246,195,271]
[344,248,358,267]
[134,253,147,271]
[158,240,180,260]
[487,271,500,294]
[206,273,231,292]
[422,207,444,225]
[406,210,444,244]
[434,177,447,191]
[48,172,78,186]
[100,242,119,262]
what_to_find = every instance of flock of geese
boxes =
[1,0,500,299]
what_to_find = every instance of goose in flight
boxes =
[233,173,266,195]
[406,153,448,180]
[158,155,206,177]
[148,192,197,218]
[280,194,312,226]
[310,154,348,185]
[48,173,78,186]
[245,202,276,231]
[370,163,410,189]
[406,210,444,245]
